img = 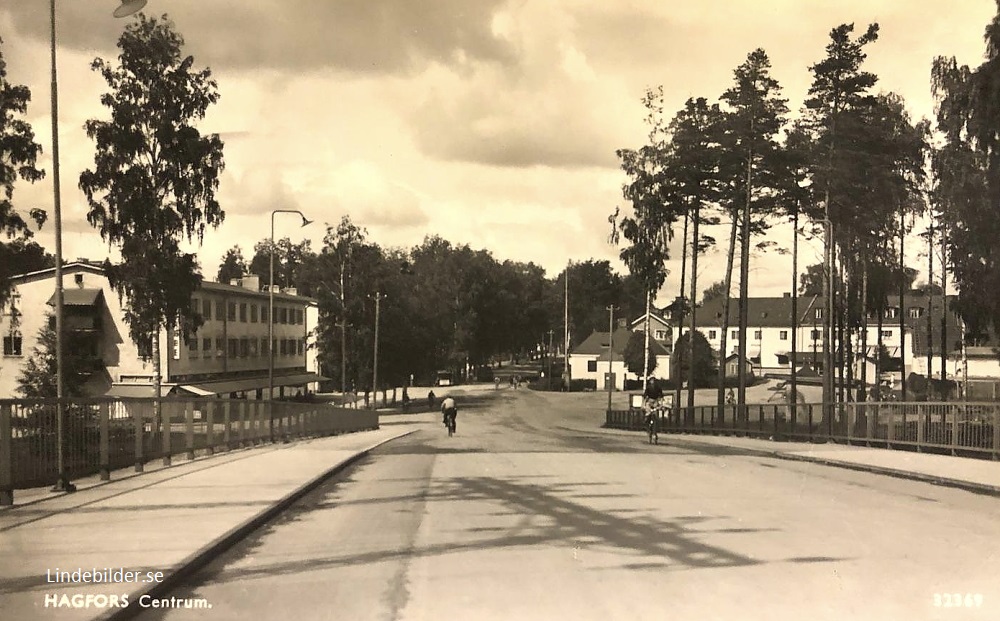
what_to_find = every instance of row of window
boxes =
[196,298,305,326]
[703,328,894,341]
[188,336,305,359]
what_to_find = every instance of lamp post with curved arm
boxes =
[269,210,312,441]
[49,0,147,493]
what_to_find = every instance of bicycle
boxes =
[443,410,457,437]
[644,398,663,445]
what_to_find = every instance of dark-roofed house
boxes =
[0,262,324,399]
[568,326,670,390]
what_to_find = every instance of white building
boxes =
[0,262,324,399]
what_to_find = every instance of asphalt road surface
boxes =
[138,387,1000,621]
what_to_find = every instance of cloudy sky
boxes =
[1,0,996,304]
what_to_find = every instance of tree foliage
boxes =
[16,314,91,398]
[217,245,247,283]
[671,330,717,388]
[931,5,1000,340]
[79,14,224,364]
[622,330,657,377]
[0,36,46,307]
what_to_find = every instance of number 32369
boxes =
[934,593,983,608]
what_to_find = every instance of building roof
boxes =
[571,327,669,357]
[629,311,672,331]
[11,262,316,304]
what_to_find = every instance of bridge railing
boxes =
[605,401,1000,460]
[0,398,378,504]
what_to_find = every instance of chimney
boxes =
[239,275,260,292]
[283,287,298,296]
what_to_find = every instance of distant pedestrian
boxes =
[427,390,436,410]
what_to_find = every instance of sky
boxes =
[1,0,996,306]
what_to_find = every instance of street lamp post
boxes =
[371,292,383,409]
[269,209,311,441]
[49,0,147,494]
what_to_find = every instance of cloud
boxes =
[407,2,643,169]
[2,0,514,75]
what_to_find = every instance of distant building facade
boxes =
[0,262,323,399]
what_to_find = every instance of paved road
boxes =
[139,389,1000,620]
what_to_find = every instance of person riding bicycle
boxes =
[441,395,457,427]
[642,376,663,422]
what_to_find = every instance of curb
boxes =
[770,451,1000,498]
[98,429,416,621]
[659,434,1000,498]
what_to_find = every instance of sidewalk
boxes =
[598,425,1000,496]
[0,425,418,621]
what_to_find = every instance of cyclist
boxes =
[643,376,663,419]
[441,395,457,432]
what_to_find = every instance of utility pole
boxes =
[564,260,570,389]
[606,305,618,413]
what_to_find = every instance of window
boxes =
[779,330,788,340]
[654,329,666,340]
[215,300,225,321]
[74,273,84,286]
[811,329,820,341]
[227,302,236,321]
[731,330,738,340]
[298,339,304,355]
[885,307,899,319]
[188,337,198,352]
[279,339,287,356]
[239,303,247,322]
[297,309,304,325]
[753,330,762,340]
[881,330,893,339]
[3,334,22,356]
[260,337,269,357]
[215,337,225,358]
[228,338,238,358]
[202,338,212,358]
[240,337,249,358]
[261,305,269,323]
[279,307,288,324]
[587,360,597,372]
[250,305,258,323]
[814,308,823,320]
[708,330,717,340]
[908,307,924,318]
[202,298,212,319]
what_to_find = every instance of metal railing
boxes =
[0,397,378,504]
[606,401,1000,459]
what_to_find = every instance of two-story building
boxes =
[0,262,323,399]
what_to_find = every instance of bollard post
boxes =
[185,401,195,460]
[161,400,172,467]
[205,401,215,456]
[0,403,13,505]
[134,402,145,472]
[99,401,110,481]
